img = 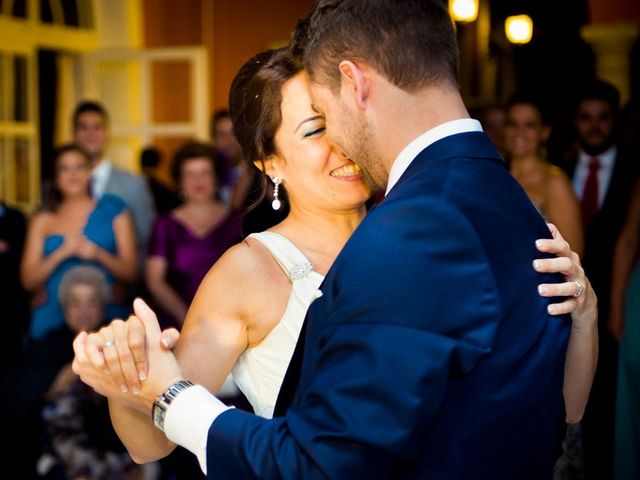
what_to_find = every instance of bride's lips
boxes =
[329,162,363,181]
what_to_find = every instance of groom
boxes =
[75,1,580,478]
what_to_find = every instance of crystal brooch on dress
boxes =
[288,262,314,280]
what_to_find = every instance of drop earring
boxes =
[271,176,281,210]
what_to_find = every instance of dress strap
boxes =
[248,232,315,281]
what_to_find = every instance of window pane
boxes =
[14,137,31,203]
[61,0,79,27]
[0,54,5,121]
[13,55,28,122]
[40,0,53,23]
[151,61,192,123]
[78,0,94,28]
[94,60,143,126]
[12,0,27,18]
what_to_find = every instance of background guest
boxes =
[210,108,251,207]
[608,178,640,479]
[1,266,139,479]
[145,141,241,329]
[504,93,584,256]
[72,100,156,255]
[210,109,288,234]
[0,201,29,377]
[140,146,180,215]
[20,144,138,340]
[145,140,242,479]
[478,103,507,158]
[561,79,640,480]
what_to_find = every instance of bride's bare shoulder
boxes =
[197,236,290,308]
[217,236,282,278]
[187,236,290,337]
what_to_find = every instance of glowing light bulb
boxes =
[505,15,533,44]
[449,0,478,23]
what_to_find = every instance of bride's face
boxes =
[269,72,371,213]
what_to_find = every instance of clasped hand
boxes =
[72,298,183,415]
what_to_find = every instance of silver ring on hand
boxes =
[573,280,584,298]
[103,339,115,348]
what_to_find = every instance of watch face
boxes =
[153,403,165,430]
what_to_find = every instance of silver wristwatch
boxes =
[152,380,195,432]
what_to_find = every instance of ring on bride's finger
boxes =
[103,340,115,348]
[573,280,584,298]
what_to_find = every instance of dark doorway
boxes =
[38,49,58,182]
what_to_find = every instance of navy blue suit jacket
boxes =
[206,132,570,479]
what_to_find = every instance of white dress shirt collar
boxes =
[91,158,112,199]
[574,145,617,207]
[577,145,617,171]
[385,118,483,195]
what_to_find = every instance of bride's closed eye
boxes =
[303,127,326,138]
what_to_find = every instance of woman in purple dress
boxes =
[146,142,242,329]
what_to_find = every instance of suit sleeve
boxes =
[206,196,503,479]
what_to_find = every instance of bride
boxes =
[73,48,597,463]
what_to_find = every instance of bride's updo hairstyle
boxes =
[228,47,303,204]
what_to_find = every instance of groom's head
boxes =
[293,0,457,93]
[291,0,459,189]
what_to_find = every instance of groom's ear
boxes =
[338,60,369,110]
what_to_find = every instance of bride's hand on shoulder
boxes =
[533,223,597,330]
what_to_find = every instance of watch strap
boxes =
[152,380,195,431]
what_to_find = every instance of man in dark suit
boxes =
[0,202,29,376]
[563,80,640,480]
[73,1,597,478]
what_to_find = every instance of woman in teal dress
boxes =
[609,178,640,479]
[20,144,138,339]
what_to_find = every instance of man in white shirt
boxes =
[565,80,640,480]
[72,101,156,253]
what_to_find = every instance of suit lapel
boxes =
[600,151,626,213]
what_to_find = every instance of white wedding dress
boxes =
[231,231,324,419]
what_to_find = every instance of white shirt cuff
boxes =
[163,384,232,474]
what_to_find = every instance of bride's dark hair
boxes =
[228,47,303,206]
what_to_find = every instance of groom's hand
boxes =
[130,298,185,413]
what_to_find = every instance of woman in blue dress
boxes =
[20,144,138,339]
[609,179,640,480]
